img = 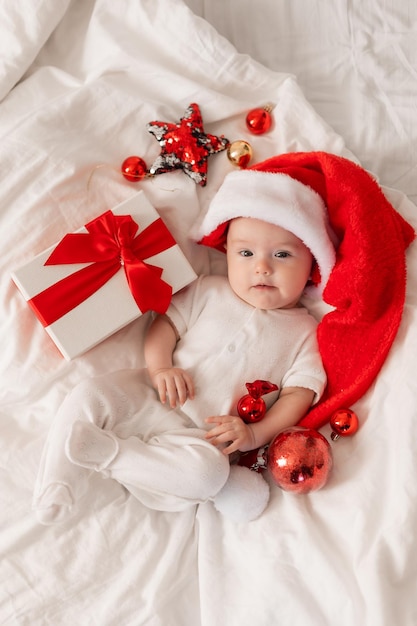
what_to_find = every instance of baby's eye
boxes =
[275,251,291,258]
[239,249,253,257]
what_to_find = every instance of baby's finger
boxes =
[183,372,195,400]
[206,429,242,455]
[205,425,235,445]
[174,374,189,406]
[205,415,229,429]
[204,422,227,439]
[221,440,240,455]
[165,376,182,408]
[156,379,168,404]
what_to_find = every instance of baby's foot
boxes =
[33,483,75,525]
[213,465,270,522]
[66,421,119,471]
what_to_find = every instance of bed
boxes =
[1,1,417,624]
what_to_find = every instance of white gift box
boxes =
[12,191,197,359]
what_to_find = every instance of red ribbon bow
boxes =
[29,210,176,326]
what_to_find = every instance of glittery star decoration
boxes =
[147,103,229,186]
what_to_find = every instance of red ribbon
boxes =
[29,210,176,326]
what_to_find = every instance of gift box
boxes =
[12,191,197,359]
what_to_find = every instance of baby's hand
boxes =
[150,367,195,408]
[204,415,256,455]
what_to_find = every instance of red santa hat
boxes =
[198,151,415,430]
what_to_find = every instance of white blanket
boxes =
[1,1,416,624]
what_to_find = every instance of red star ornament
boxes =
[147,103,229,186]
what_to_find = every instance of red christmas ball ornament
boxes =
[121,156,148,182]
[237,394,265,423]
[245,105,273,135]
[267,427,333,494]
[330,409,359,441]
[237,380,279,423]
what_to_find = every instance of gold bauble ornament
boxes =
[227,140,253,168]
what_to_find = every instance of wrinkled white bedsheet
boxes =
[1,1,416,624]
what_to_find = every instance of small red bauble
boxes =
[330,409,359,441]
[245,106,272,135]
[267,427,333,494]
[121,156,148,182]
[237,380,279,423]
[237,395,266,423]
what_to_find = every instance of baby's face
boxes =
[225,217,313,310]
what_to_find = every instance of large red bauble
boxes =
[245,107,272,135]
[121,156,148,182]
[267,428,333,494]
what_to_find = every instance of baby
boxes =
[147,216,318,455]
[33,163,336,524]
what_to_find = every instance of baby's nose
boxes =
[256,258,272,274]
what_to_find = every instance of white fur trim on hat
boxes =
[197,169,337,295]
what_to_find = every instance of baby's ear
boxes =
[309,260,321,286]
